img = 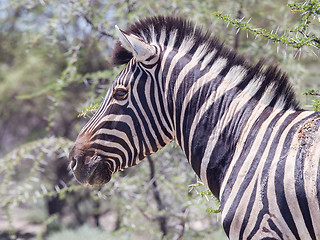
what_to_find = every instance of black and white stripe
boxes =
[70,16,320,239]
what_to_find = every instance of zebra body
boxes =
[69,16,320,239]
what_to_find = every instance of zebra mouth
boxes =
[69,149,113,186]
[86,160,112,186]
[87,163,101,185]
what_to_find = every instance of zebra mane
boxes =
[112,16,300,110]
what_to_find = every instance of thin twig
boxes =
[147,156,168,238]
[80,13,114,39]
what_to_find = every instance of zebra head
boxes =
[69,24,173,185]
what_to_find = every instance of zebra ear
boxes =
[115,25,156,62]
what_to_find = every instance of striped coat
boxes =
[69,16,320,239]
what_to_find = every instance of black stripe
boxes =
[166,52,193,132]
[220,107,275,205]
[91,143,126,168]
[99,120,140,160]
[161,49,179,125]
[93,134,133,168]
[181,74,223,161]
[136,69,166,147]
[207,97,262,198]
[185,62,240,176]
[145,68,173,140]
[106,110,145,161]
[107,156,121,172]
[250,112,304,239]
[222,109,285,236]
[268,219,284,240]
[238,180,258,239]
[154,51,174,132]
[130,69,158,154]
[189,77,238,177]
[272,112,318,239]
[174,59,211,146]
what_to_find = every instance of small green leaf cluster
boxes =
[312,98,320,111]
[304,89,320,96]
[304,90,320,111]
[188,181,221,214]
[77,103,101,118]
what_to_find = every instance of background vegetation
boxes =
[0,0,319,239]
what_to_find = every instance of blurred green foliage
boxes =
[0,0,319,239]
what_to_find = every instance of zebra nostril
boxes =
[70,157,78,171]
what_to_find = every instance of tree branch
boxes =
[79,13,114,39]
[173,208,187,240]
[147,156,168,238]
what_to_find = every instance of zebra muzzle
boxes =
[69,145,112,186]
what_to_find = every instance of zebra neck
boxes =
[163,53,285,198]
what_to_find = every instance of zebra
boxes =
[69,16,320,239]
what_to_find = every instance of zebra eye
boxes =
[113,88,128,101]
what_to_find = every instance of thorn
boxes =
[293,49,300,59]
[310,48,318,58]
[55,185,61,192]
[41,184,48,194]
[59,180,68,188]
